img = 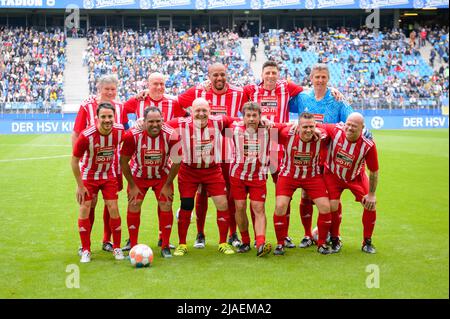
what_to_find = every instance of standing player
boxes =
[120,107,181,258]
[71,102,125,263]
[123,72,187,250]
[288,63,353,249]
[166,98,240,256]
[177,63,246,249]
[228,102,275,257]
[72,75,128,254]
[321,113,379,254]
[273,112,333,255]
[243,61,304,249]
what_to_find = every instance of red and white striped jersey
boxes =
[278,126,329,179]
[324,123,379,182]
[73,124,125,181]
[228,123,271,181]
[178,83,245,117]
[73,96,128,134]
[124,94,186,121]
[243,80,303,123]
[166,115,236,169]
[120,125,180,180]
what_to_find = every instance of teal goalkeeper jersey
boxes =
[288,88,353,123]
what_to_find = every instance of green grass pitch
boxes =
[0,130,448,299]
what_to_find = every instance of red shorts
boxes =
[276,175,328,200]
[229,176,267,202]
[323,169,369,202]
[178,164,227,198]
[83,178,118,201]
[130,176,171,202]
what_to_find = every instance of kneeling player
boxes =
[71,102,125,263]
[120,107,181,258]
[273,112,333,255]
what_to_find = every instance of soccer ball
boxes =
[129,244,153,268]
[311,226,331,243]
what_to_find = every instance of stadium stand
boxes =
[83,28,256,101]
[0,27,66,112]
[263,26,449,110]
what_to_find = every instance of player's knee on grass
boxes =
[180,197,195,211]
[313,197,331,214]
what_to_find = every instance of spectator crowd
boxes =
[83,28,255,101]
[0,27,66,110]
[263,25,449,109]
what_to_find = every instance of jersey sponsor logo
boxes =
[210,105,228,116]
[144,149,162,167]
[194,139,214,156]
[260,97,278,116]
[294,151,312,166]
[244,138,260,158]
[336,148,354,169]
[96,146,114,164]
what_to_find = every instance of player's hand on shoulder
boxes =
[330,87,345,102]
[260,117,275,129]
[199,79,212,92]
[133,117,145,130]
[135,89,149,101]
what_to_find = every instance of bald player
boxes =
[320,113,379,253]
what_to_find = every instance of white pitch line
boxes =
[0,155,71,162]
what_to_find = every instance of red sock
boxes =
[330,203,342,238]
[159,210,173,249]
[89,207,95,236]
[273,214,287,245]
[240,230,250,245]
[317,213,332,246]
[285,203,291,238]
[127,211,140,249]
[103,205,112,243]
[78,218,91,252]
[250,206,256,240]
[178,209,192,245]
[217,210,230,244]
[157,206,162,240]
[228,196,237,236]
[109,217,122,249]
[362,209,377,239]
[256,235,266,248]
[195,190,208,234]
[300,198,313,237]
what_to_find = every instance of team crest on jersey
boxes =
[336,148,354,169]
